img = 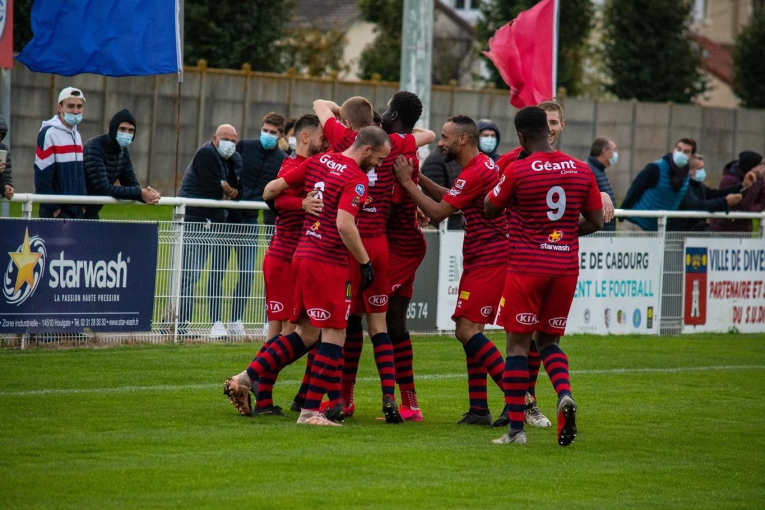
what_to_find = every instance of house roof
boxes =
[692,34,733,85]
[291,0,362,31]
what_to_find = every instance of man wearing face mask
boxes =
[667,154,743,231]
[620,138,695,232]
[35,87,87,219]
[587,137,619,231]
[82,109,160,219]
[235,112,287,227]
[282,117,297,155]
[177,124,242,338]
[477,119,501,162]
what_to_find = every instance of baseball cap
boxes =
[58,87,86,104]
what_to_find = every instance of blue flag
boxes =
[16,0,180,77]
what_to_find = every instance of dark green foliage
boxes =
[357,0,404,81]
[13,0,34,51]
[732,7,765,108]
[476,0,594,96]
[602,0,706,102]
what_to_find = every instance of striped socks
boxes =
[303,343,343,412]
[503,356,529,432]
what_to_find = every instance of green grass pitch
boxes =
[1,333,764,509]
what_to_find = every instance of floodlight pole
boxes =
[400,0,433,132]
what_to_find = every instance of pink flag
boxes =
[483,0,558,108]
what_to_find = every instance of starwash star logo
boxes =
[548,230,563,243]
[311,220,320,231]
[3,228,47,306]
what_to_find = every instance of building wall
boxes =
[698,73,740,109]
[340,21,376,80]
[697,0,753,45]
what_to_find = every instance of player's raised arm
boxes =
[417,172,450,200]
[262,177,289,201]
[393,155,456,223]
[313,99,341,127]
[411,127,436,148]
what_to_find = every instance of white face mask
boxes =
[288,136,297,151]
[673,150,689,167]
[217,140,236,159]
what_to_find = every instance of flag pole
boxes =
[552,0,559,100]
[173,0,184,196]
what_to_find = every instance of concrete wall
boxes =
[5,63,765,202]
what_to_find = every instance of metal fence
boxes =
[1,194,763,348]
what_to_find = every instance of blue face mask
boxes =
[479,136,497,153]
[673,150,689,167]
[608,151,619,166]
[692,168,706,182]
[63,112,82,127]
[116,132,133,149]
[260,132,278,150]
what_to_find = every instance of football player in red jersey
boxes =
[394,115,509,425]
[485,106,604,445]
[224,127,391,426]
[312,95,435,421]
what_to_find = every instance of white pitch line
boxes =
[0,364,763,398]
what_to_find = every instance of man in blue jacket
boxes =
[620,138,694,232]
[83,109,160,219]
[178,124,242,338]
[587,137,619,231]
[35,87,88,218]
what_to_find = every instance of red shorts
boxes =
[452,264,506,325]
[349,235,390,314]
[388,252,425,299]
[263,253,294,321]
[497,272,578,335]
[291,258,352,329]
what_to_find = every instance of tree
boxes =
[602,0,706,103]
[183,0,295,71]
[732,7,765,108]
[357,0,403,81]
[476,0,594,96]
[280,28,349,78]
[13,0,34,51]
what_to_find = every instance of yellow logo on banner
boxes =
[459,291,470,300]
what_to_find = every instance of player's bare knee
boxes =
[455,320,479,344]
[366,312,387,337]
[535,333,560,352]
[507,333,533,356]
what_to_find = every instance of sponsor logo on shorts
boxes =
[499,297,505,308]
[480,306,493,317]
[459,291,470,300]
[584,308,591,324]
[355,184,365,196]
[548,317,567,329]
[268,301,284,313]
[391,284,402,292]
[345,281,352,301]
[307,308,331,321]
[515,313,539,325]
[548,230,563,243]
[368,295,388,307]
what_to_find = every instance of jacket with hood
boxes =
[621,153,690,230]
[0,116,11,192]
[178,141,242,223]
[34,115,86,218]
[235,139,286,222]
[710,160,765,232]
[83,109,142,219]
[667,178,741,232]
[477,119,501,162]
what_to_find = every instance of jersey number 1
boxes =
[546,186,566,221]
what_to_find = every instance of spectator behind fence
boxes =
[235,112,287,227]
[619,138,694,232]
[420,142,463,230]
[477,119,501,162]
[35,87,87,219]
[177,124,242,338]
[587,136,619,231]
[710,151,765,232]
[0,115,13,200]
[82,109,160,219]
[667,154,744,231]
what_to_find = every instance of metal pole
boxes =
[173,0,185,196]
[399,0,433,131]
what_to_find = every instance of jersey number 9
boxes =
[546,186,566,221]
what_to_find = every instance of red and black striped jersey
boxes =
[487,151,603,276]
[388,146,426,257]
[284,152,368,267]
[442,153,508,270]
[267,153,307,261]
[323,118,414,237]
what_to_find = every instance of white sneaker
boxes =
[525,393,552,428]
[297,409,343,427]
[227,320,246,337]
[492,430,527,444]
[210,321,227,339]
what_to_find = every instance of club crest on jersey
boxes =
[548,230,563,243]
[352,196,360,207]
[531,159,576,172]
[355,184,365,196]
[454,179,466,190]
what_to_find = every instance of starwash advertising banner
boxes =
[1,220,158,333]
[436,232,662,334]
[683,238,765,333]
[567,237,662,335]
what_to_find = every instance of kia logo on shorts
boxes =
[269,301,284,313]
[548,317,567,329]
[307,308,331,320]
[368,295,388,306]
[480,306,493,317]
[515,313,539,325]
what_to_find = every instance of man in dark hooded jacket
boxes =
[83,109,160,218]
[0,115,13,200]
[710,151,764,232]
[477,118,501,162]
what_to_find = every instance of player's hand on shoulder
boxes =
[394,155,414,182]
